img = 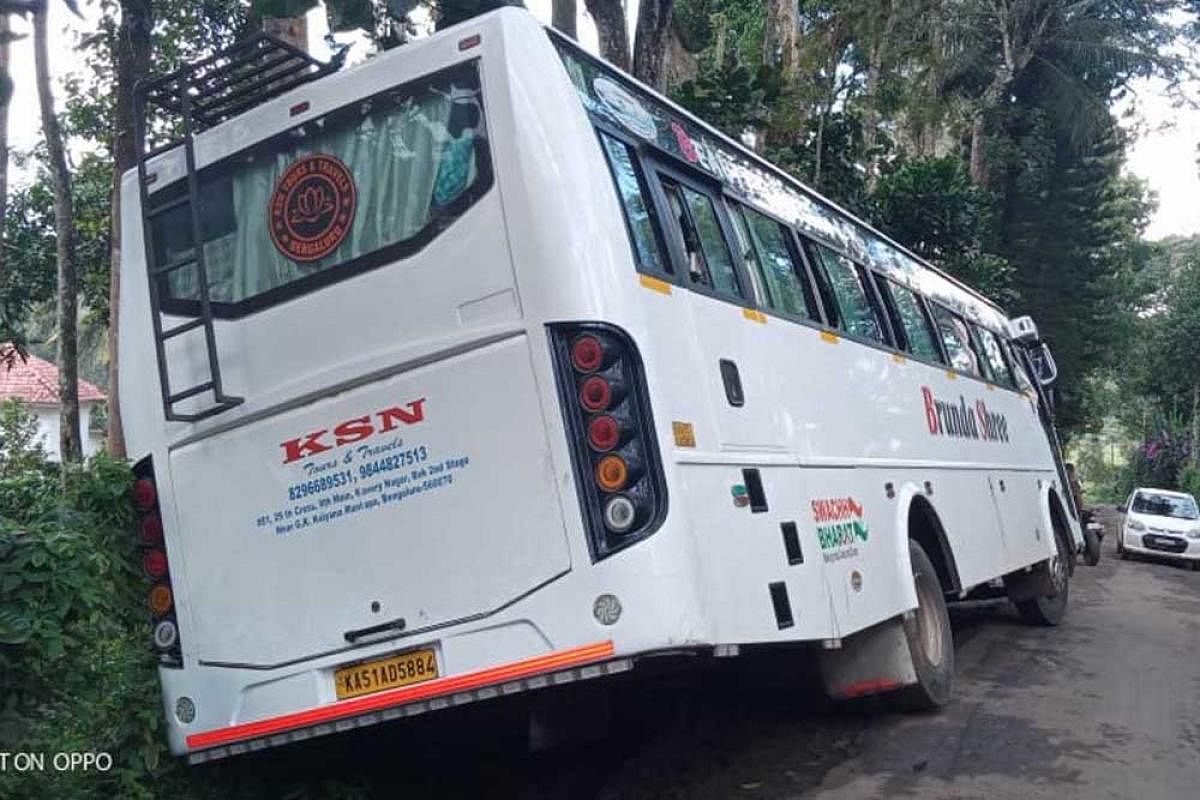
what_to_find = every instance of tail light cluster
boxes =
[550,323,667,559]
[132,457,182,667]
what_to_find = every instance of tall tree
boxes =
[32,0,81,463]
[552,0,576,38]
[585,0,630,70]
[105,0,153,458]
[632,0,674,88]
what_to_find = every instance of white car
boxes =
[1117,488,1200,569]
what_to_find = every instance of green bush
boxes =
[1,449,371,799]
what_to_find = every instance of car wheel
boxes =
[1191,560,1200,572]
[1015,526,1070,626]
[894,540,955,711]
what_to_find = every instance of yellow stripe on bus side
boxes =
[945,370,957,379]
[820,330,840,344]
[742,308,767,324]
[639,275,673,295]
[892,353,907,364]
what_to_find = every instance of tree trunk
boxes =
[0,13,10,291]
[861,1,899,187]
[552,0,577,38]
[1192,382,1199,469]
[584,0,630,71]
[969,109,988,186]
[632,0,674,90]
[106,0,153,458]
[762,0,798,83]
[33,5,81,464]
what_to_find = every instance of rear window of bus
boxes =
[149,60,491,317]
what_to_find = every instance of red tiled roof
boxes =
[0,347,106,404]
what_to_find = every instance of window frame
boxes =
[643,156,750,304]
[725,196,823,325]
[873,274,946,367]
[152,58,494,321]
[593,122,674,280]
[797,235,891,348]
[972,324,1018,389]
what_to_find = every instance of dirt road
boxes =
[220,512,1200,799]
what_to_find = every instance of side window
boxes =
[731,203,820,320]
[975,327,1016,388]
[1005,340,1036,394]
[805,241,884,343]
[929,304,981,376]
[597,133,668,276]
[657,174,743,299]
[881,279,943,363]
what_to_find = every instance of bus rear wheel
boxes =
[1014,527,1070,626]
[895,540,955,711]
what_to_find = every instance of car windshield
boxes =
[1131,492,1200,520]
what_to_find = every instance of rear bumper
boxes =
[186,641,625,763]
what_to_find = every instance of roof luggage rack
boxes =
[134,35,342,423]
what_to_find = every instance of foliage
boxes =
[873,156,1014,303]
[0,398,48,478]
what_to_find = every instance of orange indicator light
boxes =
[595,455,629,492]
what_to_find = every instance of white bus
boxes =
[119,8,1083,763]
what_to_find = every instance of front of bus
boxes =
[118,10,691,761]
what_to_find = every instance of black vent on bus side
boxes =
[548,323,668,560]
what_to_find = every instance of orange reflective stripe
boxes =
[186,640,616,750]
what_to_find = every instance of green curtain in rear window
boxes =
[154,68,484,305]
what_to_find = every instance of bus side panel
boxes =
[682,464,840,643]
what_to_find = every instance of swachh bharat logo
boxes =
[811,497,869,563]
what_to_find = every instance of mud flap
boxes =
[820,617,918,700]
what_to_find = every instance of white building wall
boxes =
[32,401,102,461]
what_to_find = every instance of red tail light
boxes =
[140,515,164,545]
[550,323,667,560]
[143,549,169,579]
[132,457,182,666]
[587,415,621,451]
[579,376,612,411]
[571,335,606,372]
[133,478,157,510]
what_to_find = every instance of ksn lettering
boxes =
[280,399,426,464]
[921,387,1009,443]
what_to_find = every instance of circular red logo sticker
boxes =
[268,154,357,263]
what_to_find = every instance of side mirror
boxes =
[1026,342,1058,387]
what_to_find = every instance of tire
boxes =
[1082,524,1101,566]
[1015,525,1070,626]
[895,540,955,710]
[1190,560,1200,572]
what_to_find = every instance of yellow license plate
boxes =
[334,648,438,700]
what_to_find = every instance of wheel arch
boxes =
[897,490,962,597]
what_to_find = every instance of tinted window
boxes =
[807,242,883,342]
[598,133,667,275]
[885,280,942,363]
[732,204,818,320]
[975,327,1015,388]
[659,175,742,298]
[929,304,981,376]
[1006,341,1036,393]
[151,61,489,314]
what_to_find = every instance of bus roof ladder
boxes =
[133,34,340,423]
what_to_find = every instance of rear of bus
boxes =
[119,10,691,761]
